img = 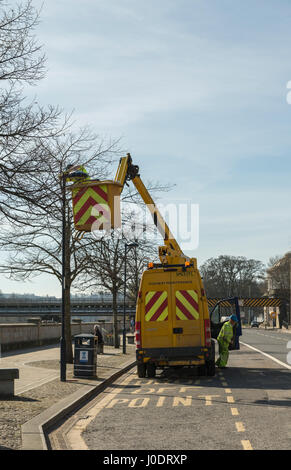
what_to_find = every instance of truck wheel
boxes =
[147,363,156,378]
[198,365,207,376]
[206,360,216,376]
[137,363,146,378]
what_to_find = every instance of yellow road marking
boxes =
[235,422,245,432]
[157,387,173,394]
[231,408,239,416]
[241,440,253,450]
[128,397,150,408]
[156,396,166,407]
[198,395,220,406]
[179,385,196,393]
[173,396,192,407]
[106,398,129,408]
[227,396,235,403]
[132,387,155,394]
[225,388,232,394]
[66,373,134,450]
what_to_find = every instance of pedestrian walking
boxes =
[93,324,104,345]
[215,314,238,368]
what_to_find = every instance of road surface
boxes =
[241,327,291,367]
[49,328,291,451]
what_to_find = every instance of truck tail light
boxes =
[204,319,211,347]
[135,321,141,349]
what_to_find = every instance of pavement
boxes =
[0,345,62,395]
[0,341,136,450]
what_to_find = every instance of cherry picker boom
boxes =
[114,153,190,266]
[69,153,242,378]
[113,154,215,378]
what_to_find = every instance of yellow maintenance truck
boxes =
[69,154,241,378]
[114,154,215,378]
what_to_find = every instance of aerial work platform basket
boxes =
[70,180,122,232]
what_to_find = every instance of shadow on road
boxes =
[1,343,59,358]
[125,365,291,391]
[0,395,39,402]
[220,366,291,390]
[254,399,291,407]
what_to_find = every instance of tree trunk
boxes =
[112,288,119,348]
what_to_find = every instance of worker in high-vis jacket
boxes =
[66,164,90,182]
[215,314,238,368]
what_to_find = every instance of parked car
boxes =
[251,320,260,328]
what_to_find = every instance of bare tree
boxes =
[200,255,265,298]
[125,233,158,302]
[0,0,68,209]
[0,129,119,362]
[79,230,125,348]
[75,207,160,348]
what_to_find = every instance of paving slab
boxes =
[0,342,136,450]
[22,357,136,450]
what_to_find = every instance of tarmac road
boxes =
[241,327,291,368]
[58,332,291,451]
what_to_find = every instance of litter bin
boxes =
[74,334,97,378]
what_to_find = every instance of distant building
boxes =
[267,252,291,326]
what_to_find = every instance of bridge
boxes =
[207,297,282,308]
[0,295,136,321]
[0,295,283,322]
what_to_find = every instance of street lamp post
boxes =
[123,242,138,354]
[248,285,251,325]
[60,171,67,382]
[60,164,88,381]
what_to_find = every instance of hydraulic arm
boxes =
[115,153,194,267]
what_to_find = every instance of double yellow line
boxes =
[218,370,253,450]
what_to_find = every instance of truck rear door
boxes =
[171,270,203,348]
[141,270,173,349]
[210,298,242,350]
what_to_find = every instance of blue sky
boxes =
[2,0,291,295]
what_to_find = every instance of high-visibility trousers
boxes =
[215,339,230,368]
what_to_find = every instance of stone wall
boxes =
[0,321,123,352]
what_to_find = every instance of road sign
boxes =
[270,312,276,319]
